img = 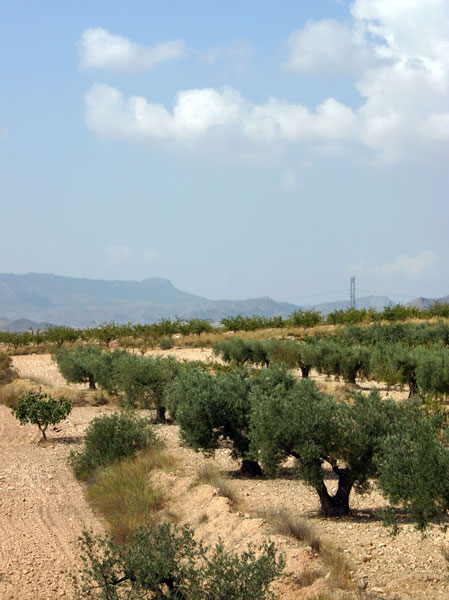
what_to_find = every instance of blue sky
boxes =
[1,0,448,305]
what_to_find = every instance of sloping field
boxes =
[1,352,448,599]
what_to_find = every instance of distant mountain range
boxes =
[406,295,449,310]
[0,272,444,330]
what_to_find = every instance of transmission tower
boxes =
[350,276,356,309]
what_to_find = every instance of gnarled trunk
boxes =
[315,469,354,517]
[240,459,263,477]
[301,365,310,378]
[408,373,418,398]
[154,405,166,424]
[88,374,97,390]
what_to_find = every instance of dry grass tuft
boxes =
[0,377,113,408]
[193,463,240,507]
[261,507,352,590]
[87,449,177,542]
[320,540,352,588]
[262,508,321,553]
[0,382,24,408]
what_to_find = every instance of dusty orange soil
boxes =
[2,352,448,599]
[0,404,109,600]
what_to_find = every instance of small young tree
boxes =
[11,390,72,441]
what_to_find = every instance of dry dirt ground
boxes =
[1,351,448,599]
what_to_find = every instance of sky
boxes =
[1,0,448,306]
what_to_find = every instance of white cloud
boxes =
[285,19,373,75]
[285,0,449,162]
[351,251,439,281]
[376,251,439,280]
[85,83,356,145]
[82,2,449,162]
[78,27,186,72]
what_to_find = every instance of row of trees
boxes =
[52,344,449,529]
[221,302,449,330]
[0,318,215,350]
[169,365,449,528]
[213,335,449,399]
[52,345,204,423]
[2,302,449,351]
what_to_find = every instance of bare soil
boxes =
[0,351,448,599]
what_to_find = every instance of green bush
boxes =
[0,352,17,384]
[11,390,72,441]
[69,412,159,479]
[76,522,284,600]
[159,337,174,350]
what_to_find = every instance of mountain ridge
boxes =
[1,272,436,329]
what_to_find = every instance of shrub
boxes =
[0,352,17,384]
[76,523,284,600]
[68,411,159,479]
[159,337,174,350]
[11,390,72,441]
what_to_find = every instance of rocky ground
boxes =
[0,351,448,599]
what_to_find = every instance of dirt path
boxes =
[0,405,108,600]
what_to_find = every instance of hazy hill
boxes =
[0,273,299,327]
[0,317,52,333]
[0,273,399,328]
[406,295,449,310]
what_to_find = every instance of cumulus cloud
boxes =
[285,19,373,75]
[375,251,439,280]
[82,2,449,162]
[285,0,449,161]
[85,83,356,145]
[78,27,186,71]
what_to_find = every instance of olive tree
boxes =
[116,354,179,423]
[250,380,449,528]
[53,344,103,390]
[171,365,295,476]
